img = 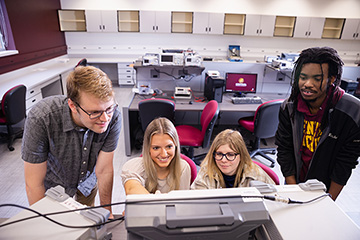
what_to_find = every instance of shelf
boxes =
[322,18,345,39]
[58,10,86,31]
[274,16,296,37]
[224,13,245,35]
[171,12,193,33]
[118,11,139,32]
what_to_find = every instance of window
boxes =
[0,1,7,51]
[0,0,17,57]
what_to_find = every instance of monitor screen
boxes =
[225,73,257,94]
[125,188,270,240]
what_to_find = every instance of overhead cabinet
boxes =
[245,14,276,37]
[341,19,360,40]
[118,11,139,32]
[172,12,193,33]
[140,11,171,33]
[273,16,296,37]
[293,17,325,39]
[58,10,86,31]
[223,13,246,35]
[85,10,118,32]
[193,12,224,34]
[322,18,345,39]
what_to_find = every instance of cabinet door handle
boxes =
[153,26,155,31]
[356,33,359,38]
[309,31,311,36]
[209,27,211,32]
[256,29,259,34]
[103,25,105,30]
[260,29,262,34]
[156,26,158,31]
[30,90,34,94]
[99,25,102,30]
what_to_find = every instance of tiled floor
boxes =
[0,85,359,228]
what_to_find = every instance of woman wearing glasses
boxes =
[121,117,191,194]
[191,129,274,189]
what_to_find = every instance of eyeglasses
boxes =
[213,152,239,161]
[74,101,118,119]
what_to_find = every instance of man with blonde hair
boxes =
[22,66,121,216]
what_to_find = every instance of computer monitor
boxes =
[125,188,270,240]
[225,73,257,96]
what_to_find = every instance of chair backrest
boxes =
[253,160,279,185]
[180,153,197,184]
[1,85,27,124]
[200,100,219,148]
[254,99,283,139]
[138,98,175,131]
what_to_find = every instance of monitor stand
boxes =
[233,92,246,97]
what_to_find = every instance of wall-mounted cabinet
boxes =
[244,14,276,37]
[118,11,139,32]
[224,13,245,35]
[85,10,118,32]
[172,12,193,33]
[58,10,86,31]
[140,11,171,33]
[293,17,325,39]
[274,16,296,37]
[193,12,224,34]
[322,18,345,39]
[342,19,360,40]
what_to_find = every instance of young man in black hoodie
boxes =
[275,47,360,200]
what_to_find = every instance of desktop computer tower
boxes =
[204,73,225,103]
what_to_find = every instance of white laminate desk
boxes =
[123,92,288,156]
[0,57,80,112]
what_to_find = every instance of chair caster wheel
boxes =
[8,146,14,151]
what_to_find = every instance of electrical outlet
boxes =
[151,69,159,78]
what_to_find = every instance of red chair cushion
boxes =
[238,117,255,132]
[180,153,197,184]
[175,125,203,147]
[0,113,5,124]
[253,161,279,185]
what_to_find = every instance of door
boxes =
[342,19,360,40]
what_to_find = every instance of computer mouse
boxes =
[189,101,193,104]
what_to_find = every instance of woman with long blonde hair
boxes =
[191,129,274,189]
[121,117,191,194]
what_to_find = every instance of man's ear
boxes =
[68,98,78,113]
[329,76,336,85]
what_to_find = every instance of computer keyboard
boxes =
[231,96,262,104]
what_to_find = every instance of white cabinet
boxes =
[342,19,360,40]
[293,17,325,39]
[140,11,171,33]
[193,12,224,34]
[245,14,276,37]
[85,10,118,32]
[118,63,135,86]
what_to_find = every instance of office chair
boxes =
[238,99,283,168]
[138,98,176,131]
[0,85,27,151]
[75,58,88,67]
[180,153,198,184]
[176,100,219,165]
[253,160,279,185]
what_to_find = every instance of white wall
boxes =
[61,0,360,65]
